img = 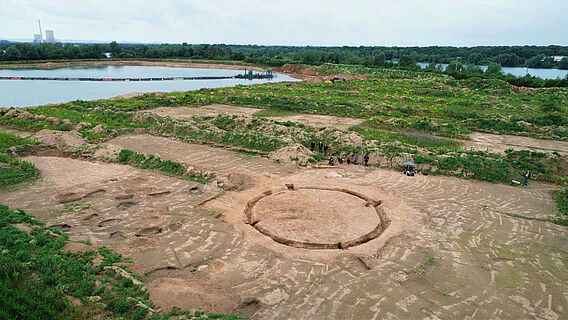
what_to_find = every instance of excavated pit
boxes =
[245,185,390,249]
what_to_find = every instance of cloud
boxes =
[1,0,567,45]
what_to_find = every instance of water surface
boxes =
[0,66,297,108]
[416,62,568,79]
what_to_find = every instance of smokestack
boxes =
[38,19,43,43]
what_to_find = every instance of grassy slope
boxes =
[0,204,243,320]
[0,131,39,187]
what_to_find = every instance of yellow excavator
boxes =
[325,77,347,84]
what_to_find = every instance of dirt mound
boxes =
[269,144,313,165]
[33,130,86,149]
[274,64,323,82]
[93,143,122,162]
[342,131,364,147]
[275,64,319,76]
[274,64,368,83]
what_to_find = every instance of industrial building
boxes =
[32,19,56,43]
[45,30,55,43]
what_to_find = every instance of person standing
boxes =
[310,140,315,152]
[524,170,531,186]
[353,153,358,165]
[364,154,369,166]
[318,141,323,153]
[346,155,351,165]
[324,144,329,156]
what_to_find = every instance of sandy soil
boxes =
[268,113,364,129]
[146,104,260,119]
[274,65,368,83]
[250,188,381,245]
[143,104,364,129]
[461,132,568,155]
[1,134,566,319]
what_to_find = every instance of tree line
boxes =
[1,41,567,87]
[1,41,568,69]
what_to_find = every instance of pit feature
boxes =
[245,185,389,249]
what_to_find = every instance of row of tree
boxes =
[1,41,568,69]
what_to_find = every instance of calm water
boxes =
[0,66,298,108]
[416,62,568,79]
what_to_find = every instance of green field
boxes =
[2,64,566,185]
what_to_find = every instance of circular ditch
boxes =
[245,185,389,249]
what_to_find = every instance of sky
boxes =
[1,0,567,46]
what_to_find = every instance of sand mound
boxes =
[93,143,122,162]
[342,131,364,146]
[269,144,313,165]
[33,130,86,149]
[274,64,323,82]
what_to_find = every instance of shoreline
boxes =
[0,59,265,71]
[0,59,341,83]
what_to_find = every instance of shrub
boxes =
[117,149,214,183]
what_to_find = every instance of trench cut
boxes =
[245,185,389,249]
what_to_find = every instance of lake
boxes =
[0,66,298,108]
[416,62,568,79]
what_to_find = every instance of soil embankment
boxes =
[274,64,368,82]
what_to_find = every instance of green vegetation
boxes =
[0,131,39,187]
[252,108,299,118]
[504,212,568,226]
[117,149,215,184]
[0,204,242,319]
[350,127,461,150]
[552,189,568,225]
[1,60,566,188]
[2,41,568,71]
[3,67,567,140]
[1,66,567,187]
[557,189,568,214]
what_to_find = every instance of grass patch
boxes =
[0,131,40,187]
[503,212,568,226]
[350,126,461,151]
[252,108,300,118]
[556,188,568,214]
[117,149,215,184]
[0,131,39,152]
[0,159,38,187]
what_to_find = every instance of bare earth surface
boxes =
[147,104,260,119]
[1,135,567,319]
[144,104,364,129]
[461,132,568,154]
[251,189,380,244]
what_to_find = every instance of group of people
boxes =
[310,140,370,167]
[329,154,370,166]
[311,141,330,156]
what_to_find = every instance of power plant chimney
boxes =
[38,19,43,43]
